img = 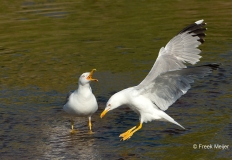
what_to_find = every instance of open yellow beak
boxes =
[87,69,98,82]
[100,109,109,118]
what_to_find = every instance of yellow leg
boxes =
[70,119,76,134]
[120,123,143,141]
[119,126,136,138]
[88,117,93,133]
[71,119,74,130]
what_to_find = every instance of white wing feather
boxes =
[134,19,211,110]
[137,20,206,89]
[137,64,218,111]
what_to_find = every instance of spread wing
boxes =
[137,20,207,89]
[136,64,219,111]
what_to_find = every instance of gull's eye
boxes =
[82,75,85,77]
[108,104,111,106]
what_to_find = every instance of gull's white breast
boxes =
[126,87,162,123]
[63,91,98,117]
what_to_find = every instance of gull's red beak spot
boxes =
[100,109,109,118]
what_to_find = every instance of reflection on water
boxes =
[20,1,70,19]
[0,0,232,159]
[38,122,101,159]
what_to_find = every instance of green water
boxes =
[0,0,232,159]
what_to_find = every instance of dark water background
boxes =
[0,0,232,159]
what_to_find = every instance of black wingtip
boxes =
[202,63,220,70]
[178,20,207,44]
[197,39,205,43]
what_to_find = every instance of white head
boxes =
[79,69,98,86]
[100,91,127,118]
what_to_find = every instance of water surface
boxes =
[0,0,232,159]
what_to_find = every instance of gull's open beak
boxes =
[100,109,109,118]
[87,69,98,82]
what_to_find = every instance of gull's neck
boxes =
[112,89,129,106]
[75,83,92,94]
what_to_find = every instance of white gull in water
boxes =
[64,69,98,133]
[100,20,219,141]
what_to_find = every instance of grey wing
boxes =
[137,20,207,89]
[64,91,73,104]
[137,64,219,111]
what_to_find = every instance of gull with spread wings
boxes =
[100,20,219,141]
